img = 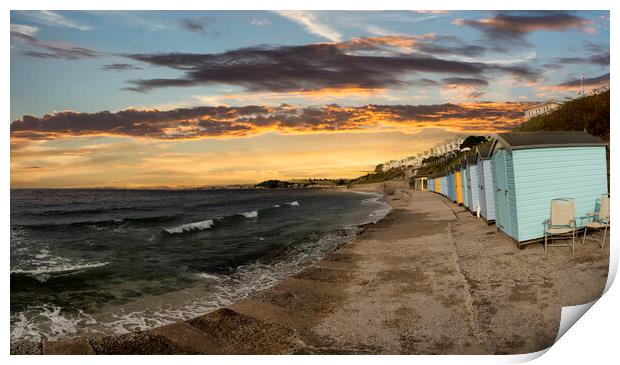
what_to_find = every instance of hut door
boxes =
[477,161,486,217]
[494,150,511,236]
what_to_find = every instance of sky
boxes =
[10,10,610,188]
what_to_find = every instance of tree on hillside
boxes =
[460,136,487,150]
[375,164,384,173]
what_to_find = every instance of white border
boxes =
[4,1,616,364]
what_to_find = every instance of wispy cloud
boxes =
[276,11,342,42]
[250,17,271,26]
[178,17,220,36]
[11,26,101,59]
[10,24,38,37]
[557,72,609,89]
[101,63,142,71]
[535,72,609,93]
[15,10,92,31]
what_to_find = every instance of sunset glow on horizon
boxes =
[10,10,610,188]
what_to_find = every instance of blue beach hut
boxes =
[490,132,608,244]
[440,175,446,196]
[460,163,469,209]
[465,152,480,214]
[476,143,496,222]
[447,171,455,202]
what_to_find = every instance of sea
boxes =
[10,188,391,342]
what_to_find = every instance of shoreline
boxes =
[10,183,397,352]
[11,184,608,355]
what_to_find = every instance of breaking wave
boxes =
[11,261,110,283]
[163,219,215,234]
[238,210,258,219]
[163,202,300,235]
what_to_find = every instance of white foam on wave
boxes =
[164,219,215,234]
[196,272,224,282]
[90,227,362,338]
[10,304,97,342]
[11,261,110,282]
[239,210,258,219]
[287,201,300,206]
[355,192,392,224]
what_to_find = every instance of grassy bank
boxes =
[515,90,610,140]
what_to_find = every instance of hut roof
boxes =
[476,142,493,160]
[493,131,605,153]
[465,151,477,164]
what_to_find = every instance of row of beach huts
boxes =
[413,131,610,249]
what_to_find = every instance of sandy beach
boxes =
[12,184,609,355]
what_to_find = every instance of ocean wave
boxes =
[11,261,110,283]
[163,202,300,235]
[164,219,215,234]
[88,227,361,338]
[238,210,258,219]
[12,213,183,229]
[10,217,370,342]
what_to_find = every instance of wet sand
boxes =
[12,187,609,355]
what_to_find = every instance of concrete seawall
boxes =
[12,189,609,355]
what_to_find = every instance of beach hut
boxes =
[490,132,608,244]
[447,171,455,202]
[434,176,440,194]
[440,175,446,196]
[460,163,469,208]
[476,143,496,222]
[465,152,480,215]
[414,176,428,191]
[454,168,463,204]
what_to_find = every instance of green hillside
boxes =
[348,169,405,185]
[516,90,610,141]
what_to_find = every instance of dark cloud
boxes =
[416,43,488,57]
[412,78,439,86]
[580,41,606,54]
[10,102,533,140]
[179,17,219,35]
[454,11,592,44]
[556,51,609,66]
[122,42,540,93]
[558,72,609,88]
[11,29,101,60]
[101,63,143,71]
[441,77,489,86]
[337,35,492,57]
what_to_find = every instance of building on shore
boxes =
[380,136,465,172]
[523,100,562,120]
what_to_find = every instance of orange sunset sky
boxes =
[10,11,610,187]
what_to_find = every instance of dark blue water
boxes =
[10,188,390,342]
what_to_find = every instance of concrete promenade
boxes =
[12,189,609,355]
